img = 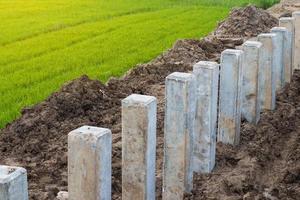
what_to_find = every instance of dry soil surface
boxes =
[268,0,300,17]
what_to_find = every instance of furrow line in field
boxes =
[0,7,165,47]
[0,19,199,105]
[1,26,123,67]
[0,8,192,79]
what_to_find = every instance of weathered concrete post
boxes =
[68,126,112,200]
[122,94,157,200]
[275,22,293,83]
[163,72,196,200]
[280,17,295,76]
[282,28,293,84]
[0,165,28,200]
[271,27,288,89]
[217,49,243,145]
[241,41,262,124]
[292,12,300,69]
[258,33,277,111]
[192,61,219,173]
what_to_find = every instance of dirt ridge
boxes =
[1,5,299,200]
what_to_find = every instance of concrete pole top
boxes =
[0,165,27,184]
[243,41,262,48]
[68,126,111,140]
[166,72,194,82]
[222,49,243,56]
[122,94,156,107]
[280,17,295,22]
[292,11,300,16]
[258,33,277,38]
[271,27,288,32]
[193,61,219,71]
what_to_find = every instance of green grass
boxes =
[0,0,279,128]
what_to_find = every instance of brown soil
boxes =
[268,0,300,18]
[0,38,227,200]
[186,73,300,199]
[214,5,278,39]
[0,5,298,200]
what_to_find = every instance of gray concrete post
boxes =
[0,165,28,200]
[271,27,288,90]
[163,72,196,200]
[217,49,243,145]
[292,12,300,70]
[68,126,112,200]
[122,94,157,200]
[192,61,219,173]
[280,17,295,76]
[282,28,293,84]
[241,41,262,124]
[258,33,277,111]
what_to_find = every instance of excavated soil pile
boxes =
[0,39,227,200]
[186,72,300,199]
[268,0,300,18]
[149,38,223,65]
[214,5,278,38]
[0,5,294,200]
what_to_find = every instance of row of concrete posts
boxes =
[1,11,300,200]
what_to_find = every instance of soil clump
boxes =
[214,5,278,39]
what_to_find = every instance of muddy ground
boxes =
[0,4,299,200]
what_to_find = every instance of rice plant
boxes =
[0,0,279,128]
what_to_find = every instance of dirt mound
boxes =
[186,72,300,200]
[268,0,300,18]
[150,38,226,66]
[0,24,232,200]
[214,5,278,38]
[0,5,298,200]
[0,43,222,199]
[0,76,119,199]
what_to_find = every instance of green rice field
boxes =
[0,0,279,127]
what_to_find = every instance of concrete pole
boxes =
[271,27,288,90]
[0,165,28,200]
[258,33,277,111]
[241,41,262,124]
[217,49,243,146]
[192,61,219,173]
[163,72,196,200]
[122,94,157,200]
[292,12,300,70]
[275,21,293,83]
[282,28,293,84]
[280,17,295,76]
[68,126,112,200]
